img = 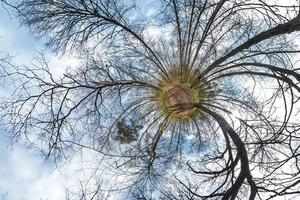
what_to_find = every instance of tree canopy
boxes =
[1,0,300,199]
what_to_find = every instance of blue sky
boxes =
[0,5,67,200]
[1,1,299,200]
[0,3,152,199]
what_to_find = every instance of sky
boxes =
[0,5,77,200]
[0,2,160,199]
[1,1,300,200]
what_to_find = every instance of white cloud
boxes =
[0,5,74,200]
[0,134,65,200]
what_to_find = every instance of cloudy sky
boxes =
[0,2,156,199]
[0,5,77,200]
[1,1,300,200]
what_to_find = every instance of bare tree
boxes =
[1,0,300,199]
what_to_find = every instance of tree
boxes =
[1,0,300,199]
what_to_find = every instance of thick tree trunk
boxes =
[205,15,300,74]
[199,105,258,200]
